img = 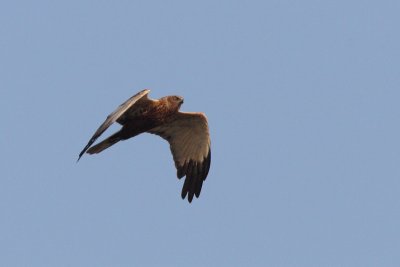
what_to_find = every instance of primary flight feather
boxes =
[78,89,211,203]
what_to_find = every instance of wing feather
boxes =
[78,89,150,160]
[149,112,211,202]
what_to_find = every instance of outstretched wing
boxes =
[149,112,211,202]
[78,89,150,161]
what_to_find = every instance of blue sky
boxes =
[1,1,400,266]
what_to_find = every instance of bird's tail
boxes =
[87,132,121,155]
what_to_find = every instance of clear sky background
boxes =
[1,1,399,266]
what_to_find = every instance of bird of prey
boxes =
[78,89,211,203]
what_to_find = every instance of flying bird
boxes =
[78,89,211,202]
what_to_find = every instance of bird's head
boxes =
[165,95,184,111]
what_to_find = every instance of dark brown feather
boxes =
[188,161,198,202]
[177,162,187,179]
[203,149,211,179]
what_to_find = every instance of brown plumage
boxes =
[78,89,211,203]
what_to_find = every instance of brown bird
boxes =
[78,89,211,202]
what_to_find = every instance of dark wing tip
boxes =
[179,154,211,203]
[188,192,194,203]
[77,145,88,162]
[177,162,187,179]
[77,137,96,162]
[203,149,211,179]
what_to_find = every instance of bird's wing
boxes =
[148,112,211,202]
[78,89,150,160]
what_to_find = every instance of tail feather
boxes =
[87,132,121,155]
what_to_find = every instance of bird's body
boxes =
[78,90,211,202]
